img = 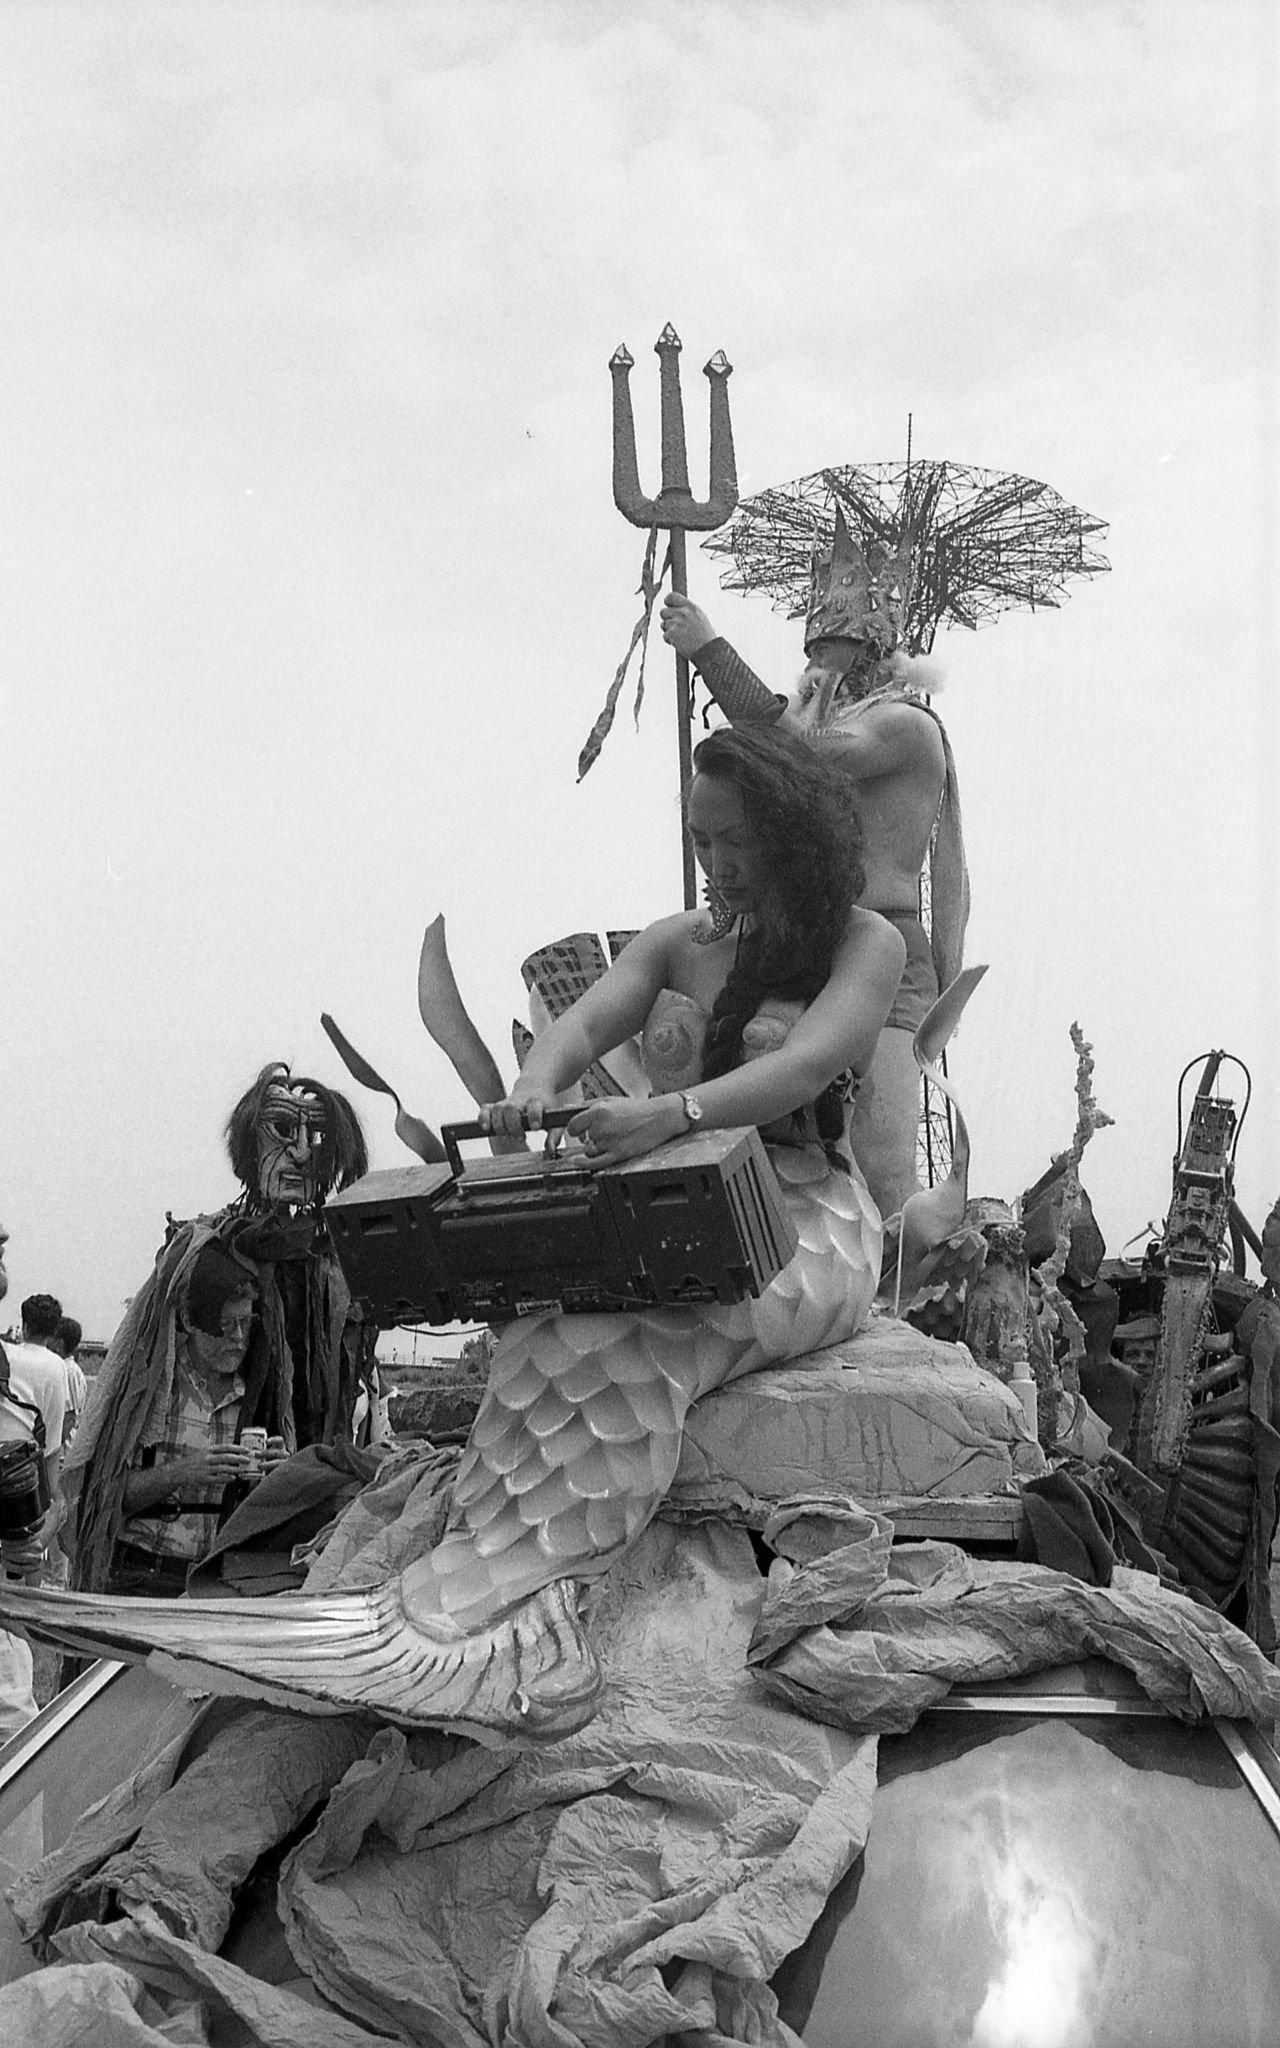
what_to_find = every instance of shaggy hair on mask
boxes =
[224,1063,368,1208]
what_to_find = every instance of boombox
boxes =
[323,1117,798,1326]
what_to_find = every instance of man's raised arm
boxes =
[660,594,785,726]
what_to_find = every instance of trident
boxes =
[610,325,737,907]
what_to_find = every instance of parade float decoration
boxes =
[701,448,1110,652]
[701,440,1111,1185]
[0,341,1277,2048]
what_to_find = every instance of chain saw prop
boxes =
[1115,1052,1278,1623]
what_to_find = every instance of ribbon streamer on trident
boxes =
[579,326,737,907]
[576,528,663,786]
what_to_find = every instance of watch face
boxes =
[683,1093,703,1123]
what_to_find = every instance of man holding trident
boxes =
[661,506,968,1222]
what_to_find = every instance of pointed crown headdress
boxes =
[804,506,915,655]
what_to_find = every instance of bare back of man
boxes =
[783,685,945,913]
[779,652,946,1217]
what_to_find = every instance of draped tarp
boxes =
[5,1471,1280,2043]
[746,1500,1280,1733]
[3,1518,877,2047]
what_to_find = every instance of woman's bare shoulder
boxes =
[629,908,702,953]
[841,903,909,970]
[610,909,703,980]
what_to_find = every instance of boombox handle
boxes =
[442,1109,578,1180]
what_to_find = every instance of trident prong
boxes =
[609,326,738,907]
[609,325,737,529]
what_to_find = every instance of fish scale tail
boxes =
[432,1151,881,1626]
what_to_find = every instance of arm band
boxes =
[693,640,787,724]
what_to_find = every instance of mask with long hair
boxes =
[225,1063,368,1212]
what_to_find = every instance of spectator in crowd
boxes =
[66,1236,285,1595]
[48,1315,89,1446]
[38,1317,88,1583]
[0,1224,67,1741]
[22,1296,87,1450]
[19,1294,61,1352]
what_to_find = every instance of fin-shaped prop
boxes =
[418,914,507,1107]
[0,1574,600,1744]
[319,1013,445,1164]
[891,963,989,1314]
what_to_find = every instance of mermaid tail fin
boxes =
[0,1317,719,1740]
[0,1146,879,1736]
[0,1573,600,1743]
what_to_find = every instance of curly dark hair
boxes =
[690,725,866,1115]
[21,1293,62,1341]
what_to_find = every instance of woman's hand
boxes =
[477,1096,548,1143]
[566,1095,688,1169]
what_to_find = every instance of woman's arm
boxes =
[480,915,686,1138]
[565,908,907,1167]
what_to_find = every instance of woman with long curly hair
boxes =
[3,727,906,1739]
[486,722,899,1176]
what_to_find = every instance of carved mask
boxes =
[256,1081,330,1209]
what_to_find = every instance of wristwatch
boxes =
[678,1091,703,1128]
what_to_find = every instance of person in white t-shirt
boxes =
[20,1295,84,1445]
[49,1314,89,1445]
[0,1228,67,1741]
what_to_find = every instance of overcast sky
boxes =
[2,0,1276,1341]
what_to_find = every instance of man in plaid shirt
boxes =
[111,1245,283,1594]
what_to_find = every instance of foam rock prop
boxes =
[671,1318,1045,1516]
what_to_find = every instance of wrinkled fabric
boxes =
[9,1456,1280,2042]
[9,1703,368,1965]
[0,1958,212,2046]
[86,1711,370,1950]
[8,1686,210,1952]
[51,1921,384,2046]
[747,1524,1280,1733]
[187,1442,383,1595]
[278,1519,876,2048]
[64,1220,225,1594]
[297,1441,460,1591]
[1016,1468,1118,1584]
